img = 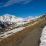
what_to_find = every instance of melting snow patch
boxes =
[39,26,46,46]
[0,27,25,38]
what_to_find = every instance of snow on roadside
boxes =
[0,27,25,38]
[39,26,46,46]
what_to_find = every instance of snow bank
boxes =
[0,27,25,38]
[39,26,46,46]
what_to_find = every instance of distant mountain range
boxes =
[0,14,41,29]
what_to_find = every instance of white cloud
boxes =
[24,0,30,4]
[0,0,31,7]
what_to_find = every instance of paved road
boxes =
[18,20,45,46]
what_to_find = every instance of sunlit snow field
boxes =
[0,27,25,38]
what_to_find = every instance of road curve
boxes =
[18,20,45,46]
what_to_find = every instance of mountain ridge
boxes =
[0,14,41,29]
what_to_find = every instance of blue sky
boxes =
[0,0,46,18]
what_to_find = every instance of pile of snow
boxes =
[40,26,46,46]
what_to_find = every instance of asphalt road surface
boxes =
[18,20,45,46]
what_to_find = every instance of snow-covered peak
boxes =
[0,14,23,22]
[24,16,34,22]
[28,16,33,19]
[3,14,17,19]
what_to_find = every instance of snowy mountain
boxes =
[0,14,23,29]
[0,14,23,23]
[0,14,41,29]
